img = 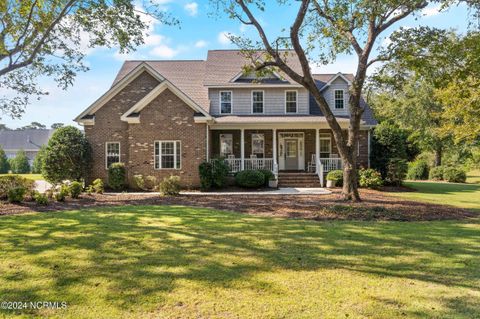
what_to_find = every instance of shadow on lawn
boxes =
[405,181,480,195]
[0,205,479,317]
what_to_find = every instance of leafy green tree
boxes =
[214,0,430,201]
[50,123,64,129]
[0,147,9,173]
[19,122,46,130]
[0,0,176,118]
[43,126,92,183]
[10,150,31,173]
[32,145,46,174]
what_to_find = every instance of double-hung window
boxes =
[106,142,120,168]
[219,134,233,157]
[319,133,331,158]
[251,134,264,157]
[285,91,297,113]
[334,90,344,109]
[155,141,181,169]
[252,91,264,114]
[220,91,232,114]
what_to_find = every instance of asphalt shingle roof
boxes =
[0,129,54,151]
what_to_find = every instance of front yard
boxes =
[1,205,479,319]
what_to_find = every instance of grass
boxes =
[388,170,480,212]
[0,206,479,318]
[0,173,43,181]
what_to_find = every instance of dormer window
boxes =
[252,91,264,114]
[220,91,232,114]
[334,89,345,109]
[285,90,297,113]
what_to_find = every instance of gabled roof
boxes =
[312,73,354,91]
[204,50,304,86]
[0,129,54,151]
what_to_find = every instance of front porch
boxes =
[208,128,345,184]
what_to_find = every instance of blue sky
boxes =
[1,0,472,129]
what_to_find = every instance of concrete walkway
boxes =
[181,187,331,195]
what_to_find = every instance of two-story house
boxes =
[75,50,377,187]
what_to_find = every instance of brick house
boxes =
[75,50,377,187]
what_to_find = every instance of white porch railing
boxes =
[245,158,274,171]
[224,158,241,173]
[319,158,343,172]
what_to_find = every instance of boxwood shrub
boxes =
[406,159,429,180]
[443,167,467,183]
[158,175,181,196]
[7,187,26,203]
[235,170,265,188]
[429,166,444,181]
[326,170,343,187]
[358,168,383,189]
[258,169,275,186]
[108,162,126,191]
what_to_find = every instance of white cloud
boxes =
[150,45,178,58]
[422,4,442,17]
[218,31,234,45]
[184,2,198,16]
[194,40,208,48]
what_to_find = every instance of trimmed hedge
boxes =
[326,170,343,187]
[258,169,275,185]
[406,160,429,180]
[429,166,444,181]
[108,162,126,191]
[235,170,265,188]
[443,167,467,183]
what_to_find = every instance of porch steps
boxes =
[278,172,321,187]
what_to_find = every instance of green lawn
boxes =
[0,173,43,181]
[1,206,479,318]
[467,169,480,184]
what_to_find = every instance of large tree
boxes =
[215,0,430,201]
[0,0,175,118]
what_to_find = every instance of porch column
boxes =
[273,128,277,166]
[315,128,320,173]
[240,129,245,170]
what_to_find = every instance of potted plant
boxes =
[268,176,278,188]
[326,170,343,188]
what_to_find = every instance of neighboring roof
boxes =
[204,50,304,86]
[0,129,54,151]
[112,60,209,112]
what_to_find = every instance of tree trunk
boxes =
[341,149,361,201]
[435,145,442,166]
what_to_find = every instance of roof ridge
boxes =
[124,59,205,62]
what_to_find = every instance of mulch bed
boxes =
[0,188,476,221]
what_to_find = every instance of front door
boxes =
[285,139,299,170]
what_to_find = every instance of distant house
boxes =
[0,129,55,166]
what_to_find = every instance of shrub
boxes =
[258,169,275,186]
[43,126,92,183]
[235,170,265,188]
[199,162,213,191]
[133,175,157,191]
[8,186,27,202]
[0,147,9,173]
[429,166,444,181]
[158,176,181,196]
[35,193,49,205]
[54,185,69,202]
[326,170,343,187]
[385,158,408,186]
[443,167,467,183]
[108,162,126,191]
[69,181,83,199]
[210,158,229,188]
[358,168,383,189]
[32,145,46,174]
[10,150,30,173]
[406,160,430,180]
[91,179,104,194]
[0,175,35,199]
[8,187,26,203]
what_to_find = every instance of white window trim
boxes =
[251,90,265,114]
[334,89,345,109]
[219,134,233,157]
[285,90,298,114]
[219,91,233,114]
[105,142,120,169]
[319,133,331,157]
[251,133,265,155]
[154,140,181,170]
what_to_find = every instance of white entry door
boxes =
[285,139,298,170]
[278,132,305,170]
